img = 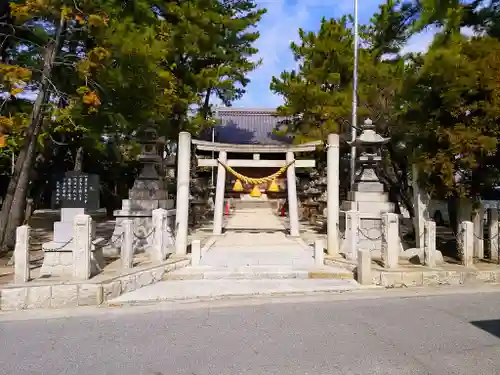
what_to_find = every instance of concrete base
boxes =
[0,258,190,311]
[40,241,105,277]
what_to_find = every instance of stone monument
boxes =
[340,119,394,257]
[104,127,175,257]
[41,172,104,277]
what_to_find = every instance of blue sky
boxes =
[233,0,436,108]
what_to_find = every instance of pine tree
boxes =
[270,17,354,142]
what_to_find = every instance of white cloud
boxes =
[232,0,440,109]
[234,0,313,108]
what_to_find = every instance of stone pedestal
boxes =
[105,199,175,257]
[40,208,104,277]
[340,170,394,256]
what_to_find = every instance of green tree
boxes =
[0,0,266,252]
[270,17,354,142]
[155,0,266,134]
[0,0,174,250]
[401,35,500,199]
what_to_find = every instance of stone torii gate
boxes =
[192,138,322,237]
[173,132,323,255]
[174,132,341,258]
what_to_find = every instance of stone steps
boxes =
[232,200,275,210]
[165,265,354,280]
[199,251,316,267]
[109,278,362,304]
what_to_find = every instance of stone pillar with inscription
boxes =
[105,127,175,258]
[41,171,103,277]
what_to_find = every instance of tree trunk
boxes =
[0,15,65,251]
[74,146,84,172]
[447,195,459,235]
[202,88,212,120]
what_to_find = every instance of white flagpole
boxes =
[349,0,359,188]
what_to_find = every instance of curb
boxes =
[0,257,190,311]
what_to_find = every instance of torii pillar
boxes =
[286,151,300,237]
[175,132,191,255]
[213,151,227,235]
[327,133,340,256]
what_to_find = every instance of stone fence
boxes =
[351,208,500,285]
[14,208,175,284]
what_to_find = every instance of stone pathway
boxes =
[224,206,286,231]
[201,232,312,267]
[113,204,358,304]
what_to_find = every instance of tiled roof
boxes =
[210,107,292,145]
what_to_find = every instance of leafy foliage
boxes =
[272,0,500,207]
[0,0,266,251]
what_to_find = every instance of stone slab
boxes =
[343,201,394,214]
[324,258,500,288]
[165,265,353,280]
[347,191,389,202]
[110,279,363,303]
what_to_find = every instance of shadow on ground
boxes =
[471,320,500,339]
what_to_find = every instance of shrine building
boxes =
[199,107,300,199]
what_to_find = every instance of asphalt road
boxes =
[2,289,500,375]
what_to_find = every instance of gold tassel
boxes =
[267,179,279,192]
[232,179,244,192]
[250,184,261,197]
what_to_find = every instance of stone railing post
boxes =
[473,202,485,259]
[121,219,133,268]
[459,220,474,267]
[191,240,201,266]
[357,249,371,285]
[314,239,325,266]
[412,164,430,249]
[488,208,499,261]
[327,133,340,256]
[345,210,359,260]
[152,208,168,262]
[381,213,399,269]
[73,214,92,280]
[175,131,191,255]
[14,225,30,283]
[424,219,436,268]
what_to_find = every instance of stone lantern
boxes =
[340,118,395,257]
[351,118,390,193]
[104,125,175,256]
[129,127,167,201]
